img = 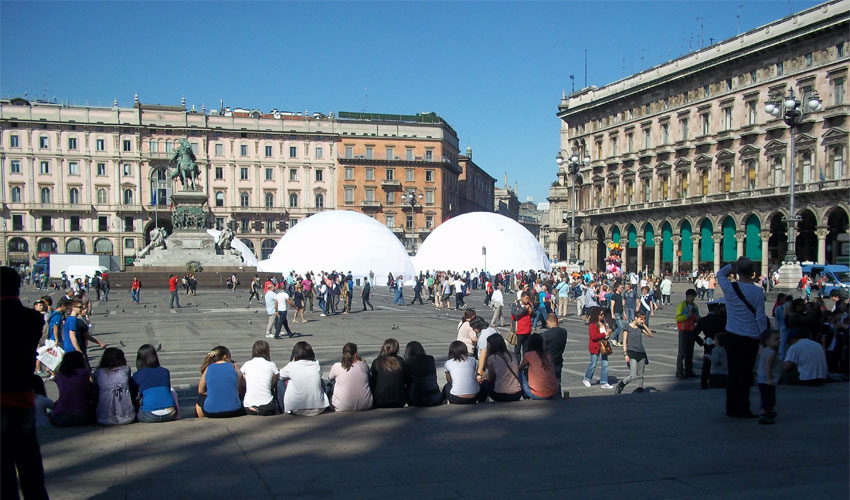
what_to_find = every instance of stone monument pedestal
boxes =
[776,260,803,289]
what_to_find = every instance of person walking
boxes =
[675,289,700,378]
[247,275,261,304]
[490,284,506,327]
[274,284,295,339]
[264,284,278,339]
[130,276,142,304]
[393,275,405,306]
[583,306,614,389]
[556,278,570,318]
[609,283,626,347]
[410,276,425,305]
[361,278,374,311]
[717,257,768,419]
[168,274,181,309]
[660,275,673,305]
[615,310,655,394]
[302,274,314,313]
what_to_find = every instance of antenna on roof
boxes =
[584,49,588,87]
[737,4,743,34]
[363,87,368,112]
[569,74,575,93]
[697,16,704,48]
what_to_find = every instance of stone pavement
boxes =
[22,282,849,499]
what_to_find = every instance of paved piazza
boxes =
[22,282,849,499]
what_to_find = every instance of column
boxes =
[816,227,829,265]
[621,241,628,274]
[735,231,746,261]
[712,233,722,272]
[653,236,662,277]
[760,230,771,278]
[636,237,645,274]
[672,236,681,274]
[692,236,701,272]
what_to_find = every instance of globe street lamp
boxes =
[556,142,590,269]
[764,87,822,287]
[401,189,423,254]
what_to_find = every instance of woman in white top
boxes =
[456,309,479,356]
[276,341,329,416]
[240,340,279,415]
[328,343,373,411]
[442,341,484,404]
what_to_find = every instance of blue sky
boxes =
[1,1,820,204]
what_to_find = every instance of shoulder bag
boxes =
[730,282,770,336]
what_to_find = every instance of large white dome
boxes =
[414,212,551,273]
[257,210,415,283]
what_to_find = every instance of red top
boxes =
[587,322,608,355]
[516,307,532,335]
[168,276,178,292]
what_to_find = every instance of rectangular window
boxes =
[680,118,689,141]
[315,147,323,159]
[747,101,757,125]
[425,215,433,229]
[42,216,52,231]
[165,141,173,153]
[385,191,394,204]
[12,215,24,231]
[747,161,757,189]
[344,167,354,180]
[643,179,651,202]
[365,147,373,160]
[365,188,375,202]
[315,169,323,182]
[405,215,413,230]
[149,140,157,153]
[425,150,433,161]
[385,147,394,160]
[265,145,273,157]
[425,170,434,182]
[365,168,374,181]
[344,188,354,204]
[69,162,79,175]
[345,146,353,159]
[703,85,710,97]
[215,143,223,156]
[10,134,19,148]
[265,220,275,233]
[240,167,248,180]
[265,168,273,181]
[662,124,669,145]
[385,169,394,180]
[701,113,710,135]
[643,129,651,149]
[776,61,784,76]
[96,138,105,151]
[240,145,248,156]
[123,139,131,152]
[425,190,434,204]
[240,219,250,233]
[124,216,134,232]
[40,161,49,174]
[595,141,602,158]
[405,168,414,182]
[68,138,77,150]
[406,148,414,161]
[70,216,81,232]
[98,216,108,232]
[289,169,298,182]
[627,133,634,152]
[289,146,297,158]
[834,78,845,106]
[701,170,710,195]
[123,164,132,176]
[386,215,394,228]
[215,167,224,180]
[97,163,106,176]
[750,70,757,83]
[679,173,689,198]
[39,136,49,149]
[838,44,845,57]
[124,238,134,249]
[215,217,224,230]
[805,52,813,67]
[611,137,618,156]
[10,160,20,173]
[722,167,732,193]
[723,108,733,130]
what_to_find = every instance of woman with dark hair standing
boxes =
[328,343,372,411]
[583,306,614,389]
[403,341,444,407]
[277,341,329,416]
[93,347,135,425]
[370,338,406,408]
[442,341,484,404]
[195,346,244,419]
[481,334,523,402]
[51,351,94,426]
[132,344,178,422]
[518,333,559,400]
[240,340,278,416]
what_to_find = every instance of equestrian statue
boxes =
[169,138,201,191]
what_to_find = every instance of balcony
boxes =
[381,179,401,189]
[230,206,287,215]
[115,204,143,213]
[25,203,92,212]
[360,200,382,210]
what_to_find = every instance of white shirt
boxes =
[785,339,828,380]
[491,289,504,306]
[660,279,672,295]
[275,291,290,312]
[444,357,479,396]
[264,290,277,315]
[453,281,464,293]
[279,360,329,412]
[240,357,279,407]
[717,264,768,338]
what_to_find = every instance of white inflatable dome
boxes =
[413,212,551,273]
[257,210,415,283]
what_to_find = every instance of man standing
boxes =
[623,283,637,323]
[660,275,672,305]
[264,284,278,338]
[513,293,533,358]
[168,274,180,309]
[302,274,313,313]
[582,281,599,321]
[490,284,505,327]
[609,283,626,347]
[274,284,295,338]
[717,257,768,418]
[675,289,700,378]
[410,276,424,305]
[361,278,374,311]
[556,278,570,318]
[100,272,110,302]
[1,266,50,500]
[541,313,568,385]
[393,275,405,305]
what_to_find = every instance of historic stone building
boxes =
[548,0,849,277]
[457,147,496,215]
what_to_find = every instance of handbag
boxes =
[598,338,613,356]
[506,330,518,346]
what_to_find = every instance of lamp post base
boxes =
[776,260,803,289]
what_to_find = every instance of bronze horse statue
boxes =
[170,138,201,191]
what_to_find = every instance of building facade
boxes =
[494,174,520,220]
[457,147,496,214]
[548,0,850,277]
[0,104,495,266]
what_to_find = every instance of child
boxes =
[32,375,54,428]
[757,330,781,425]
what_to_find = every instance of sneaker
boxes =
[601,383,614,389]
[615,381,625,394]
[265,334,275,338]
[582,378,591,387]
[758,416,775,425]
[320,313,326,317]
[611,340,621,347]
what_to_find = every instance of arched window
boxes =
[65,238,85,254]
[165,140,173,153]
[97,188,108,205]
[8,237,28,253]
[37,238,57,254]
[215,191,225,207]
[123,189,134,205]
[243,239,255,257]
[69,188,80,204]
[289,192,298,208]
[265,192,274,208]
[261,239,276,260]
[11,186,21,203]
[240,192,250,207]
[315,193,324,208]
[94,238,114,255]
[40,187,51,204]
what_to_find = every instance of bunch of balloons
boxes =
[606,241,623,274]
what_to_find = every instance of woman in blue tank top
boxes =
[195,346,245,418]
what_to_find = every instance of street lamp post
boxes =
[764,88,822,287]
[401,189,423,255]
[556,143,590,272]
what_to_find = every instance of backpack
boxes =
[571,285,583,298]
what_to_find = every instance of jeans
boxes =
[319,297,327,315]
[362,294,373,311]
[622,355,646,389]
[677,330,696,376]
[625,308,635,322]
[514,333,530,359]
[275,311,293,337]
[137,408,177,423]
[519,371,559,400]
[131,289,140,303]
[758,383,776,413]
[393,289,404,305]
[584,353,609,384]
[779,326,788,360]
[610,315,625,342]
[305,291,313,312]
[455,292,465,309]
[724,333,760,417]
[1,407,49,500]
[533,306,547,328]
[169,291,180,308]
[707,289,715,300]
[411,290,424,305]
